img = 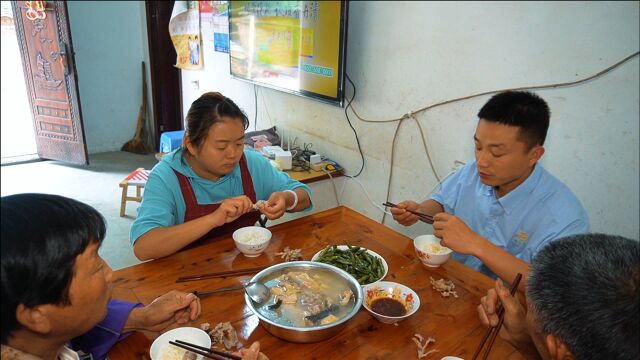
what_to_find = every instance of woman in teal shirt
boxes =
[131,92,312,260]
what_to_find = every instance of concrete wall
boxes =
[180,1,639,239]
[68,1,151,154]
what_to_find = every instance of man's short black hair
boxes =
[477,91,550,149]
[527,233,640,359]
[1,193,106,343]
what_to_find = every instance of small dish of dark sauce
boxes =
[370,297,406,317]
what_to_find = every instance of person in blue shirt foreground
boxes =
[477,233,639,360]
[391,91,589,287]
[1,193,262,360]
[131,92,312,260]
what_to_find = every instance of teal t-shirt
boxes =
[130,148,312,244]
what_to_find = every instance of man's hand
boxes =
[210,196,253,226]
[477,280,531,347]
[126,290,201,332]
[390,200,421,226]
[232,341,262,360]
[432,213,485,255]
[260,192,288,220]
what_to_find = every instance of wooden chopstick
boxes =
[382,201,434,224]
[193,284,247,297]
[176,266,268,283]
[169,341,234,360]
[175,339,242,360]
[471,273,523,360]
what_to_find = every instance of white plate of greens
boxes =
[312,245,388,286]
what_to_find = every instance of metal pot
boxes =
[245,261,363,343]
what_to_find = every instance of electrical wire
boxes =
[253,84,258,130]
[343,73,365,177]
[350,51,639,124]
[380,119,404,224]
[259,87,275,127]
[342,174,391,215]
[321,167,341,207]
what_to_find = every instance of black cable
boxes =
[253,84,258,130]
[344,73,365,177]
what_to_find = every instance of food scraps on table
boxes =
[275,246,304,262]
[412,333,438,359]
[209,322,241,350]
[430,277,459,298]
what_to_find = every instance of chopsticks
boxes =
[193,284,247,297]
[169,339,241,360]
[176,266,268,283]
[382,201,434,224]
[471,273,523,360]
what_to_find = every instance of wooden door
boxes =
[146,1,183,148]
[12,1,88,165]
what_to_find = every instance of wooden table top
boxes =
[109,206,524,360]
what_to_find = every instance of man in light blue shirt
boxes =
[392,91,588,285]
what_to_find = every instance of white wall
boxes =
[68,1,152,154]
[181,1,639,239]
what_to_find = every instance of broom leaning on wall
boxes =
[122,61,152,154]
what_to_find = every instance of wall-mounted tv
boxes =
[229,1,348,107]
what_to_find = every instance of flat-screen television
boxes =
[228,1,348,107]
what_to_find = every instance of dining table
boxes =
[109,206,525,360]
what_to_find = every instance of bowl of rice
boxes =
[414,234,452,267]
[232,226,272,257]
[149,327,211,360]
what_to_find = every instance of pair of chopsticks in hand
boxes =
[471,273,523,360]
[169,339,241,360]
[382,201,434,224]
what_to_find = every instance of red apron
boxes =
[173,154,262,246]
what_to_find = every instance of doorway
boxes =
[146,1,183,146]
[1,2,37,163]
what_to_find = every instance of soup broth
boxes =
[255,269,355,327]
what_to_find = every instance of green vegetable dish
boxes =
[314,245,385,285]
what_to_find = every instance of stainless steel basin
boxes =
[244,261,363,343]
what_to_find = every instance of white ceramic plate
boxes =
[311,245,388,286]
[149,327,211,360]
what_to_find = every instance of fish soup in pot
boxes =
[245,261,363,343]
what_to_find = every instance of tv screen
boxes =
[229,1,348,107]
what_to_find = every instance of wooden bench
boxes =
[119,168,149,217]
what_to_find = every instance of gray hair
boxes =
[527,233,639,360]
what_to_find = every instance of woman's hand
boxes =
[209,195,253,226]
[259,192,289,220]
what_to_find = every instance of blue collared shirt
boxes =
[431,160,589,277]
[130,148,312,244]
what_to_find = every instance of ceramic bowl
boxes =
[362,281,420,324]
[414,234,452,267]
[149,327,211,360]
[232,226,272,257]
